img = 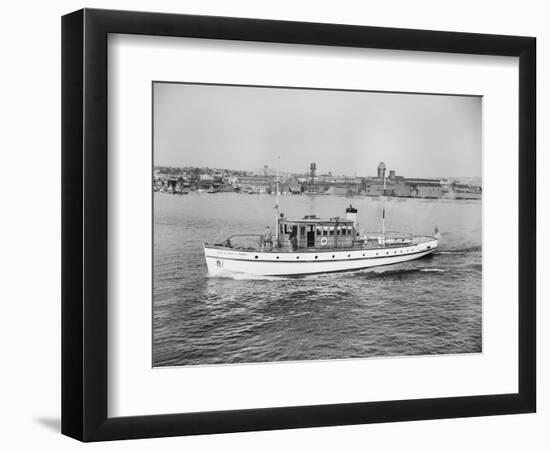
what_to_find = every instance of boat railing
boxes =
[363,230,414,240]
[211,232,436,252]
[214,234,265,250]
[360,231,436,247]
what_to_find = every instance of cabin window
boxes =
[342,227,347,235]
[316,227,321,236]
[336,227,341,235]
[329,226,334,236]
[323,226,328,236]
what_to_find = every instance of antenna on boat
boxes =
[274,156,280,243]
[382,207,386,236]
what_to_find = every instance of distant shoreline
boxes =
[153,189,482,201]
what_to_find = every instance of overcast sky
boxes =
[153,82,481,178]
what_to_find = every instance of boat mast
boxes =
[382,169,386,238]
[274,157,280,243]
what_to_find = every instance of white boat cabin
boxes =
[278,214,357,251]
[209,205,422,256]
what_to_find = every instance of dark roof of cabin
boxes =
[280,216,354,225]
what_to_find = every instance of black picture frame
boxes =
[62,8,536,442]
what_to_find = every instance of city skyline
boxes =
[153,163,481,183]
[154,83,482,178]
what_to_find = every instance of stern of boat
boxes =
[413,235,439,253]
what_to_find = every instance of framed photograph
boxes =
[61,8,536,441]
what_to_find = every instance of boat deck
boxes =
[206,234,435,254]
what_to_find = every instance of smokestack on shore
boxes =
[377,161,386,179]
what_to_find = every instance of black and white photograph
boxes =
[152,82,482,367]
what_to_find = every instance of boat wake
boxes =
[440,245,481,254]
[348,265,449,279]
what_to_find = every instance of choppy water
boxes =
[153,192,481,366]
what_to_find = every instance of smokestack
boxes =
[310,162,316,181]
[377,161,386,179]
[345,205,358,227]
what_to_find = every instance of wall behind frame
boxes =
[0,0,545,449]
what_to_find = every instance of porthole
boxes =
[315,256,318,259]
[255,255,258,259]
[332,255,335,258]
[348,254,351,257]
[276,256,279,259]
[363,253,365,257]
[296,256,300,259]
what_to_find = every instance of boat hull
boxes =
[204,238,438,276]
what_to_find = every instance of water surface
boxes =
[153,192,481,366]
